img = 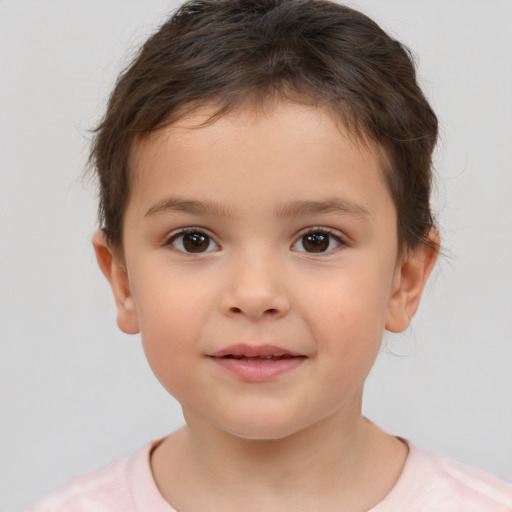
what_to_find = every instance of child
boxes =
[29,0,512,510]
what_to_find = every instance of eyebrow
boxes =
[145,197,232,218]
[144,196,371,222]
[273,198,371,221]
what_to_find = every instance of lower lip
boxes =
[208,356,306,382]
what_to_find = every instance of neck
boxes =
[188,406,367,487]
[151,405,408,511]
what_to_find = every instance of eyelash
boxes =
[165,227,346,255]
[165,227,220,254]
[292,227,346,255]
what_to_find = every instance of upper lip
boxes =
[208,344,304,358]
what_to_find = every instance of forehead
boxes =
[126,100,394,222]
[131,101,384,175]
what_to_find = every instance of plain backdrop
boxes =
[1,1,511,510]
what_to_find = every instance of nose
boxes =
[220,252,290,321]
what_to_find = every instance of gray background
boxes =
[1,1,511,510]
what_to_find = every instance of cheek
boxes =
[133,259,217,327]
[130,268,217,378]
[296,260,394,371]
[300,263,393,332]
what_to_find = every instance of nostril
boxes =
[227,306,279,316]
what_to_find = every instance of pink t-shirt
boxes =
[29,438,512,511]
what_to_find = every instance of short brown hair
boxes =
[90,0,438,252]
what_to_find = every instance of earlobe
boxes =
[385,229,439,333]
[92,231,140,335]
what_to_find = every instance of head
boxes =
[91,0,438,256]
[91,0,439,440]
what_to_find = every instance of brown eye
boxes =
[302,232,329,252]
[170,230,219,253]
[183,233,209,252]
[292,230,343,254]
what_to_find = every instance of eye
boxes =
[292,229,343,254]
[167,229,219,254]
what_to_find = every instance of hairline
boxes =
[112,92,402,258]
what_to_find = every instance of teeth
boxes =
[222,354,296,361]
[223,355,287,360]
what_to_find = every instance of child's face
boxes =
[96,100,432,440]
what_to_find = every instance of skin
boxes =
[94,100,438,511]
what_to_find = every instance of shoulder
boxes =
[417,444,511,501]
[376,439,512,511]
[28,443,154,512]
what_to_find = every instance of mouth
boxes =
[220,354,301,361]
[207,344,306,381]
[209,344,304,359]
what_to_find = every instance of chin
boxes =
[217,413,310,442]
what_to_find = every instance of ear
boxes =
[92,231,140,335]
[385,229,439,333]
